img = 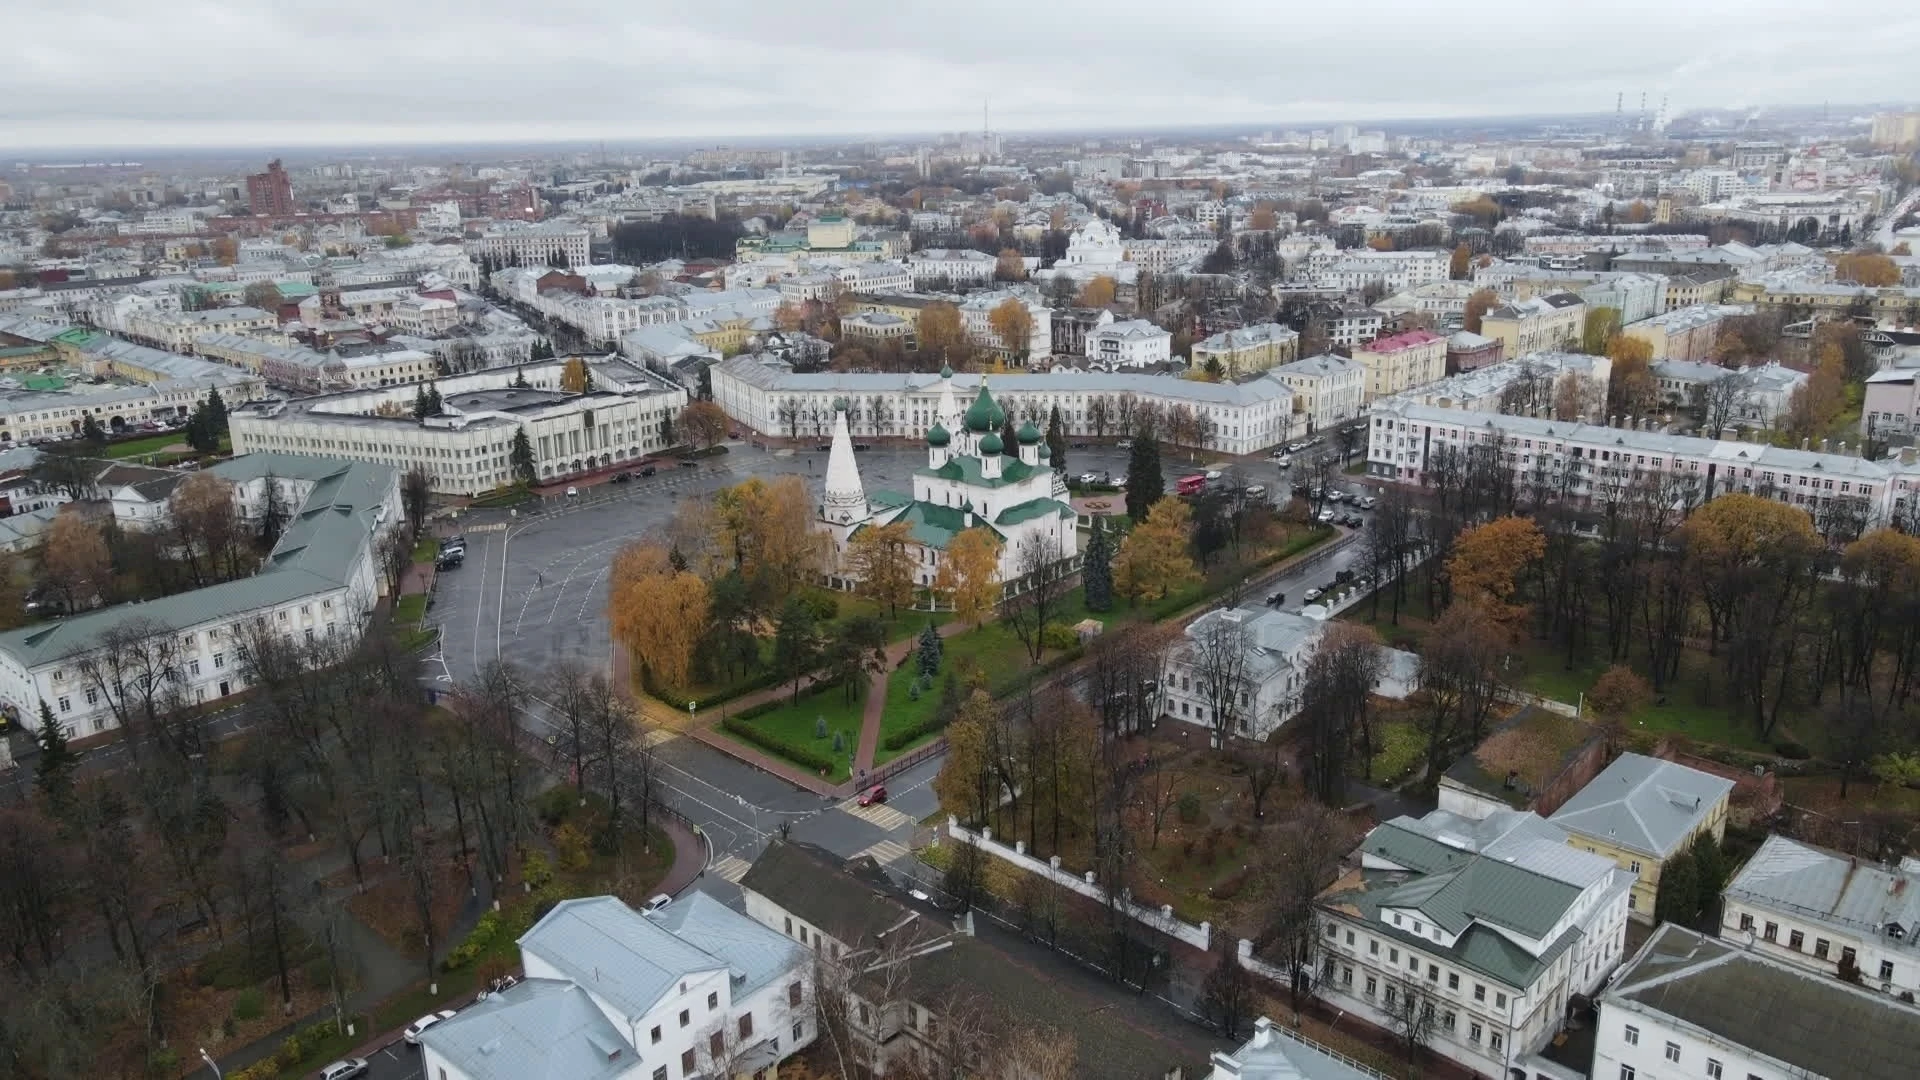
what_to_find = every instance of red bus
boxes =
[1176,474,1207,496]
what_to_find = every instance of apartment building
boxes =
[1191,322,1301,376]
[1720,834,1920,1000]
[1621,303,1752,361]
[466,222,590,268]
[123,305,276,353]
[1085,318,1171,368]
[1365,400,1901,522]
[0,455,400,740]
[712,356,1298,455]
[1315,808,1633,1078]
[228,358,687,495]
[1268,353,1365,437]
[1479,293,1585,357]
[1309,249,1451,292]
[1352,328,1447,402]
[1549,754,1734,923]
[1595,924,1917,1080]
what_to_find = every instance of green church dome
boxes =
[1017,420,1042,444]
[926,421,951,447]
[979,430,1004,455]
[963,383,1005,433]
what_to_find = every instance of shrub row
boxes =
[644,666,785,713]
[228,1014,365,1080]
[882,713,948,752]
[729,677,845,723]
[721,716,839,774]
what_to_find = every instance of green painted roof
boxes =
[994,496,1073,528]
[963,383,1003,432]
[979,431,1003,455]
[887,501,1004,550]
[869,488,912,510]
[920,453,1039,489]
[1321,869,1584,989]
[925,421,950,446]
[1016,420,1041,444]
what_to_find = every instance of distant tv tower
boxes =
[1615,92,1623,135]
[983,97,993,163]
[1639,92,1648,132]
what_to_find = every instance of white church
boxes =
[1031,219,1141,295]
[818,366,1079,589]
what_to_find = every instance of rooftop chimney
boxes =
[1251,1017,1274,1049]
[1719,426,1736,442]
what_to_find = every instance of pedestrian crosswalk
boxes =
[466,522,509,533]
[838,799,912,830]
[854,839,913,868]
[640,728,678,748]
[710,854,751,882]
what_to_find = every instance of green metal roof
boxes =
[963,383,1003,432]
[925,421,950,446]
[920,452,1038,489]
[994,496,1073,528]
[886,501,1004,550]
[1321,869,1584,989]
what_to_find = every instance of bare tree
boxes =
[1199,938,1258,1039]
[1001,532,1070,666]
[1078,622,1174,739]
[401,465,433,541]
[1381,974,1440,1071]
[1254,804,1353,1011]
[1188,613,1255,747]
[1693,370,1751,435]
[1296,623,1387,801]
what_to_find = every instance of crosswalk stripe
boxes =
[841,802,911,830]
[856,840,913,867]
[710,855,751,882]
[466,522,508,533]
[641,729,678,748]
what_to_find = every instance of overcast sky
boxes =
[5,1,1918,150]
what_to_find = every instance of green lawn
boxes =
[411,536,438,563]
[1352,718,1424,785]
[371,969,479,1033]
[727,680,868,782]
[394,593,427,625]
[102,431,228,460]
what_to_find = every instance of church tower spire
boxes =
[821,399,869,528]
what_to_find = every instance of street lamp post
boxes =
[689,700,697,729]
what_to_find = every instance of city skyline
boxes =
[4,0,1918,149]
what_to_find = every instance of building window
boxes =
[1469,1022,1482,1044]
[1364,976,1377,997]
[1389,948,1399,964]
[1763,922,1777,942]
[650,1026,661,1044]
[1842,946,1858,969]
[1789,930,1804,950]
[1495,992,1506,1008]
[1441,1010,1455,1030]
[1624,1024,1639,1045]
[1427,963,1439,981]
[1707,1058,1723,1079]
[1815,938,1830,959]
[709,1032,723,1058]
[57,697,69,713]
[1490,1032,1503,1052]
[739,1013,753,1038]
[681,1048,695,1074]
[1447,973,1459,990]
[1383,985,1396,1007]
[1630,860,1642,874]
[793,1021,803,1042]
[1881,960,1895,981]
[1473,984,1485,1003]
[1369,940,1379,956]
[679,1009,689,1028]
[1619,1068,1635,1080]
[784,916,792,935]
[653,1070,666,1080]
[789,982,802,1007]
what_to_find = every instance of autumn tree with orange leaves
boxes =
[609,541,710,692]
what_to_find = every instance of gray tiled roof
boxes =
[416,978,637,1080]
[1548,753,1734,859]
[1210,1020,1382,1080]
[1607,924,1920,1080]
[644,891,805,1001]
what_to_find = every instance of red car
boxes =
[857,785,887,807]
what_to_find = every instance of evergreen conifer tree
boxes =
[1083,516,1115,611]
[916,623,944,680]
[1125,435,1164,521]
[34,700,78,812]
[1046,405,1067,472]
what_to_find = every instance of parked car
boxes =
[612,471,632,482]
[565,486,579,498]
[678,458,698,468]
[1273,456,1292,468]
[1243,484,1266,499]
[645,893,673,912]
[1116,439,1133,450]
[858,784,888,807]
[1070,441,1089,449]
[1355,495,1377,510]
[1315,509,1335,524]
[404,1011,457,1045]
[815,443,832,452]
[852,443,872,451]
[1325,489,1347,503]
[436,551,463,570]
[319,1060,369,1080]
[1265,590,1286,606]
[439,534,466,551]
[639,465,656,477]
[1303,587,1322,602]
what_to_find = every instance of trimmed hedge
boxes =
[644,667,785,713]
[721,716,838,773]
[729,677,844,723]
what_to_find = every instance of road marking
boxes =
[641,728,678,748]
[466,523,508,533]
[710,855,751,882]
[855,839,913,867]
[839,801,911,830]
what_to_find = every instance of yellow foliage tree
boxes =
[844,519,916,618]
[713,476,828,599]
[1077,276,1117,309]
[932,687,997,824]
[1625,200,1652,224]
[1780,343,1846,443]
[988,298,1033,357]
[1893,242,1912,256]
[1449,243,1471,280]
[560,357,590,392]
[1250,204,1279,231]
[1836,250,1900,287]
[1446,516,1546,613]
[1365,235,1395,251]
[1113,497,1199,604]
[608,542,710,691]
[1463,288,1498,334]
[676,400,729,449]
[995,248,1027,281]
[1606,333,1658,419]
[917,301,969,366]
[936,527,1003,625]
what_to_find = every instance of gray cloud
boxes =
[3,0,1917,148]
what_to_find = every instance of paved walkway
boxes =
[851,619,973,779]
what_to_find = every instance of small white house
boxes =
[1086,319,1173,368]
[420,894,814,1080]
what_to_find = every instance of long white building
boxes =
[1365,398,1911,524]
[0,454,401,739]
[228,358,687,495]
[712,355,1298,454]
